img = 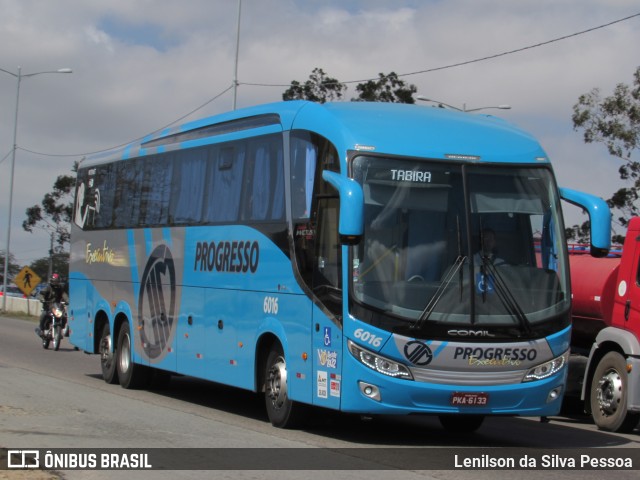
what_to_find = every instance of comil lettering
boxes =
[390,169,431,183]
[194,240,259,273]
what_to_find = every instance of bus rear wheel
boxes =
[590,351,640,433]
[99,322,118,384]
[116,320,150,389]
[264,345,306,428]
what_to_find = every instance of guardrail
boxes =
[0,296,41,316]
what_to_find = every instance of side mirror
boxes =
[560,187,611,257]
[322,171,364,245]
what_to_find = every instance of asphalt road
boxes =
[1,314,639,480]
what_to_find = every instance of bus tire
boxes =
[264,345,306,428]
[438,414,485,433]
[116,320,150,389]
[590,351,640,433]
[99,322,118,384]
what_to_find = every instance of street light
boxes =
[0,66,72,312]
[463,103,511,112]
[232,0,242,110]
[416,95,511,112]
[416,96,463,111]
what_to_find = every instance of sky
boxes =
[0,0,639,268]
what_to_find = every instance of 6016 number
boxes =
[354,328,383,348]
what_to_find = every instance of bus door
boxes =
[310,193,343,409]
[290,130,343,408]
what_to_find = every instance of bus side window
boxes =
[171,150,207,225]
[249,144,272,220]
[242,136,285,222]
[113,159,144,228]
[291,131,342,315]
[203,145,245,223]
[290,137,317,220]
[243,137,284,220]
[143,155,172,226]
[271,147,285,220]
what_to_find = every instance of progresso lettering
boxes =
[194,240,259,273]
[453,346,537,362]
[390,169,431,183]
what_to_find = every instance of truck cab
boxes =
[569,217,640,432]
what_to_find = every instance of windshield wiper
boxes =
[411,215,467,331]
[411,254,467,331]
[480,258,533,336]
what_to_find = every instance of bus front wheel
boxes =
[264,345,306,428]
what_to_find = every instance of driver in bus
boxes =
[473,228,506,267]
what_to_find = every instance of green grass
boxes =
[0,311,39,322]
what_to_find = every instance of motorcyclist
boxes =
[35,273,69,338]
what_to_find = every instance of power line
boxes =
[241,12,640,87]
[18,84,235,158]
[389,12,640,80]
[14,12,640,159]
[0,149,12,165]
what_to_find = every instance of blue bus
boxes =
[69,100,610,431]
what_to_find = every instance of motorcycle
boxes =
[41,301,68,351]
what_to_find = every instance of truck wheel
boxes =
[438,414,485,433]
[590,351,640,433]
[264,345,306,428]
[99,323,118,384]
[116,320,150,389]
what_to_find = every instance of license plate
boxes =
[451,392,489,406]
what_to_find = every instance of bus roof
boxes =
[81,100,549,167]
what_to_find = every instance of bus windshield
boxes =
[350,156,569,333]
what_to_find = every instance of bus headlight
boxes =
[523,351,569,382]
[348,340,413,380]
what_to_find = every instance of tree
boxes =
[565,223,591,245]
[0,250,20,285]
[352,72,417,104]
[22,165,76,264]
[30,252,70,281]
[283,68,418,104]
[572,66,640,240]
[282,68,346,103]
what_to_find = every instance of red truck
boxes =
[568,216,640,432]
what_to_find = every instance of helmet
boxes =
[50,273,60,286]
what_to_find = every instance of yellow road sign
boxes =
[14,266,41,297]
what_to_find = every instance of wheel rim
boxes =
[266,355,288,410]
[119,332,131,373]
[596,367,623,417]
[100,333,114,370]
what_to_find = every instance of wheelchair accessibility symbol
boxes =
[323,327,331,347]
[476,272,495,294]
